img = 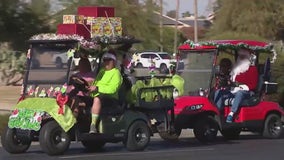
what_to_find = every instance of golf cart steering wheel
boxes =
[69,75,89,93]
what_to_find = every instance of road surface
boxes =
[1,132,284,160]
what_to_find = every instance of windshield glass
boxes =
[177,50,216,96]
[25,44,77,96]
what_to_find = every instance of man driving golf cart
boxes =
[88,51,122,133]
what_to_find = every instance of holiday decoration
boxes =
[91,17,122,37]
[63,15,84,24]
[77,6,115,17]
[56,93,68,115]
[183,40,277,63]
[39,88,47,98]
[8,108,44,131]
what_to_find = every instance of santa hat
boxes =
[237,48,251,57]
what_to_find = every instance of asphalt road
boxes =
[1,132,284,160]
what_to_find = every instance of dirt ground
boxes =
[0,86,21,112]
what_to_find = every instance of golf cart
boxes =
[171,40,284,143]
[1,35,176,155]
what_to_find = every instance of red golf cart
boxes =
[172,40,284,142]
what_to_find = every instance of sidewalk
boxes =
[0,86,21,113]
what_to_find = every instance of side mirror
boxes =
[264,81,278,94]
[154,57,160,60]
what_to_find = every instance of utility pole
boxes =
[159,0,163,52]
[194,0,198,42]
[173,0,179,54]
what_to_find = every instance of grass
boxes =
[0,114,9,136]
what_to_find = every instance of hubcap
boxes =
[269,119,281,136]
[135,128,147,144]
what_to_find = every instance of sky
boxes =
[162,0,213,17]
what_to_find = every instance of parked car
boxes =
[132,52,175,73]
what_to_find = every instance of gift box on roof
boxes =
[57,24,91,39]
[78,6,115,17]
[63,15,85,24]
[90,17,122,37]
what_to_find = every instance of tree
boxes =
[208,0,284,41]
[166,10,176,19]
[182,11,191,18]
[0,0,51,51]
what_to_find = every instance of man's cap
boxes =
[102,52,116,61]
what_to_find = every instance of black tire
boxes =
[193,116,219,143]
[1,127,31,154]
[160,64,169,74]
[159,129,181,142]
[136,63,143,68]
[55,58,63,69]
[81,140,106,151]
[125,121,150,151]
[39,121,70,155]
[221,128,241,140]
[263,114,283,139]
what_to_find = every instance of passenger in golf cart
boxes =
[214,48,259,123]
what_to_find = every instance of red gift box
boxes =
[78,6,115,17]
[57,24,91,39]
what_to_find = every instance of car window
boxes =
[141,53,158,59]
[159,54,171,59]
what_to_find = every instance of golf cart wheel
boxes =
[159,129,181,142]
[263,114,283,139]
[136,63,143,68]
[39,121,70,155]
[81,140,106,151]
[1,127,31,154]
[221,128,241,140]
[55,57,63,69]
[125,120,150,151]
[193,116,219,143]
[159,64,169,74]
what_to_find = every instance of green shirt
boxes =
[91,68,122,99]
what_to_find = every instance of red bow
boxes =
[56,93,68,115]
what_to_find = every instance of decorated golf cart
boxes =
[1,6,179,156]
[171,40,284,142]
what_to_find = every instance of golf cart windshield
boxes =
[26,41,76,86]
[178,50,216,95]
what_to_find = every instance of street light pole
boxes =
[194,0,198,42]
[159,0,163,52]
[173,0,179,54]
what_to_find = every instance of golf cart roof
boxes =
[28,39,79,44]
[178,40,273,53]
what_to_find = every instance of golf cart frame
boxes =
[173,40,284,142]
[1,37,176,155]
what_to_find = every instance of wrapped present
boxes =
[63,15,85,24]
[78,6,115,17]
[90,17,122,37]
[57,24,91,39]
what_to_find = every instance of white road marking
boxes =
[59,148,215,159]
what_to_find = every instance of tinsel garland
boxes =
[183,40,277,63]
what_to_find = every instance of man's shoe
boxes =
[89,124,98,134]
[226,115,233,123]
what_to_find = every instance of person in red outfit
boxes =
[214,48,258,123]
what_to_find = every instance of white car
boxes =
[132,52,174,73]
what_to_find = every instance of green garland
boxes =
[184,40,273,52]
